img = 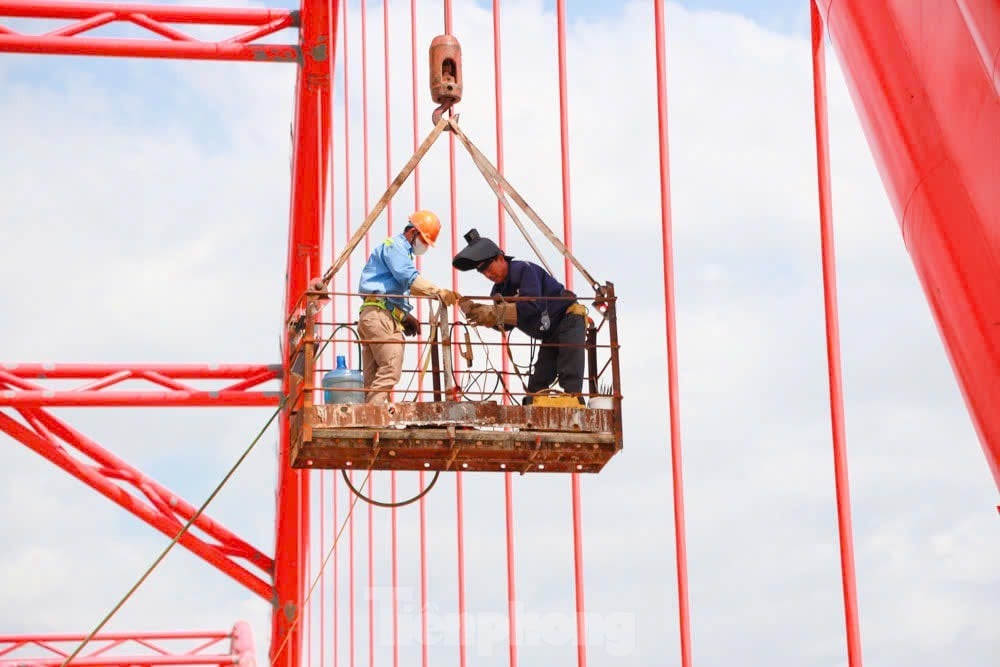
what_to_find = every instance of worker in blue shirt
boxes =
[358,210,459,409]
[452,228,587,405]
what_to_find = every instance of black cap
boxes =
[452,228,512,271]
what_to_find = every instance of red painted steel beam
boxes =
[0,35,298,61]
[0,411,272,599]
[0,391,279,407]
[1,363,280,379]
[0,656,238,666]
[816,0,1000,492]
[0,0,299,62]
[0,0,297,61]
[0,632,228,643]
[0,0,291,24]
[273,0,334,664]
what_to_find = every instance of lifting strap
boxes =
[310,114,604,299]
[446,117,603,293]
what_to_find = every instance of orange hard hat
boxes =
[407,210,441,246]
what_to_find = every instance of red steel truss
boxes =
[0,625,256,666]
[0,0,298,61]
[0,364,280,407]
[0,0,333,665]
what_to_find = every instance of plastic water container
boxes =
[323,355,365,404]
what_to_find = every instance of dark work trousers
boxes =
[525,311,586,403]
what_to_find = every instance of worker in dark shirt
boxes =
[453,228,587,404]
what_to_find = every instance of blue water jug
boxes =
[323,355,365,404]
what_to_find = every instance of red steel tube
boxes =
[384,0,393,238]
[410,5,430,665]
[815,0,1000,492]
[652,2,691,666]
[367,474,375,667]
[384,4,400,660]
[811,5,863,665]
[455,471,468,667]
[1,363,278,379]
[44,10,113,37]
[0,390,278,407]
[343,0,353,366]
[419,470,429,667]
[0,631,227,643]
[0,0,292,24]
[492,2,518,665]
[0,34,297,61]
[320,471,326,667]
[347,470,357,667]
[0,656,239,666]
[440,4,468,667]
[361,0,371,257]
[273,0,334,662]
[391,472,399,667]
[555,2,588,665]
[333,473,340,667]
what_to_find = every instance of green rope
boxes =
[61,396,288,667]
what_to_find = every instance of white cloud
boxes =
[1,1,997,667]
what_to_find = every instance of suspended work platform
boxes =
[290,400,621,474]
[285,111,625,476]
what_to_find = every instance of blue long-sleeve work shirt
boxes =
[358,233,419,314]
[491,260,572,339]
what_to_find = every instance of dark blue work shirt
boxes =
[491,260,571,339]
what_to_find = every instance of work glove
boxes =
[458,297,476,315]
[465,303,498,328]
[437,289,460,307]
[465,302,518,329]
[402,312,421,337]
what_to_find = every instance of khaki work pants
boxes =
[358,306,404,405]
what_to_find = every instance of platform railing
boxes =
[287,283,621,414]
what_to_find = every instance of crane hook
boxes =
[429,34,462,127]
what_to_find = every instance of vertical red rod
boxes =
[350,471,357,667]
[306,478,312,667]
[384,0,393,237]
[322,0,340,655]
[368,474,375,667]
[383,3,400,663]
[411,4,430,665]
[334,473,340,667]
[443,1,467,665]
[418,468,429,667]
[652,2,691,665]
[362,0,371,256]
[343,0,353,367]
[810,5,864,665]
[411,0,425,411]
[389,470,400,662]
[360,9,375,664]
[555,2,587,665]
[319,472,325,667]
[455,473,467,667]
[492,1,517,665]
[555,0,573,285]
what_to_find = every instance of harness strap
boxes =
[361,297,407,323]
